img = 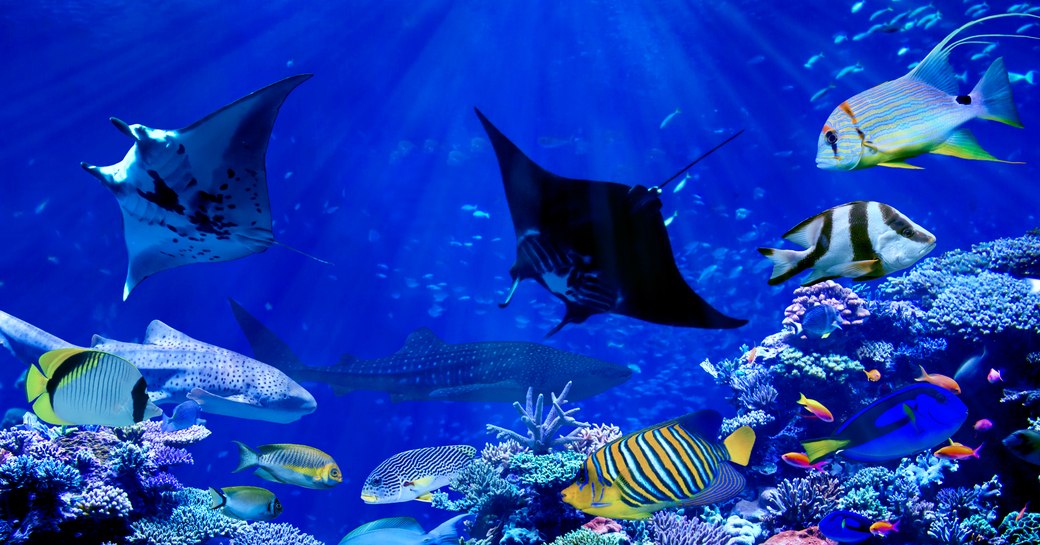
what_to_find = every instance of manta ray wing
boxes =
[81,74,312,300]
[475,108,746,335]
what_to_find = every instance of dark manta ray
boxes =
[474,108,747,336]
[81,74,313,300]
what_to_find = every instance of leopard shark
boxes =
[0,309,315,424]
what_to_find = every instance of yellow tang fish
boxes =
[560,410,755,520]
[233,441,342,489]
[816,14,1040,171]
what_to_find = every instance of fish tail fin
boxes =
[757,247,806,285]
[916,365,928,381]
[974,443,985,458]
[1026,70,1036,86]
[797,392,808,406]
[973,57,1024,128]
[232,440,259,473]
[811,460,829,472]
[800,437,849,464]
[723,426,756,466]
[208,487,227,509]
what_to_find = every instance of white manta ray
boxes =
[81,74,312,300]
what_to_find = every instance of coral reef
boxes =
[568,424,623,456]
[763,474,842,531]
[761,527,835,545]
[772,347,864,382]
[648,511,729,545]
[782,281,869,334]
[487,381,590,453]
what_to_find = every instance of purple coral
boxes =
[567,423,622,456]
[782,281,869,335]
[650,511,729,545]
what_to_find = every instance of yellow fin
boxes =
[878,161,924,170]
[415,493,434,502]
[800,438,849,464]
[37,348,90,377]
[833,259,880,279]
[931,129,1023,163]
[30,393,74,426]
[723,426,756,466]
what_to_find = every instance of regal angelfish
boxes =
[758,201,935,286]
[560,410,755,520]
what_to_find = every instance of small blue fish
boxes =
[797,304,842,339]
[161,400,205,432]
[820,510,873,543]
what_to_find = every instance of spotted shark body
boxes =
[0,309,315,423]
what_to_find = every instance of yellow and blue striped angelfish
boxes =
[27,348,162,427]
[560,410,755,520]
[816,13,1040,171]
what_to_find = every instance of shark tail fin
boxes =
[232,440,259,473]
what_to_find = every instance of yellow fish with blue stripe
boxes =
[233,441,342,489]
[816,13,1040,171]
[560,410,755,520]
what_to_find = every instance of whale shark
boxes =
[0,309,316,424]
[229,299,631,402]
[80,74,313,300]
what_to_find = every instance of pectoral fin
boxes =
[878,160,924,170]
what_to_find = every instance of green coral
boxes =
[431,459,525,535]
[1000,512,1040,545]
[773,347,864,382]
[511,451,585,488]
[839,486,888,520]
[549,529,627,545]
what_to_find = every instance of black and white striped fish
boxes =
[758,201,935,286]
[361,445,476,503]
[26,348,162,427]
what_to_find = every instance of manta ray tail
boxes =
[228,298,304,370]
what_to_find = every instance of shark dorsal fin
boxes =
[144,320,209,348]
[395,328,444,356]
[91,334,116,347]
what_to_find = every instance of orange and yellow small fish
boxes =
[797,393,834,422]
[746,346,758,364]
[863,369,881,382]
[1017,502,1030,521]
[815,14,1040,171]
[781,452,828,471]
[915,365,961,394]
[934,439,983,460]
[869,520,899,537]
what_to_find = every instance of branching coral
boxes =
[549,528,630,545]
[487,381,590,453]
[431,459,526,534]
[649,511,729,545]
[568,424,622,456]
[782,280,869,334]
[763,473,843,531]
[772,347,864,382]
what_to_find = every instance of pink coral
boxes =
[763,527,837,545]
[582,516,622,534]
[568,423,622,456]
[782,281,869,335]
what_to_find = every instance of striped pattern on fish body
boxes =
[361,445,476,504]
[560,410,755,520]
[757,201,935,286]
[233,441,342,489]
[816,14,1040,171]
[26,348,161,427]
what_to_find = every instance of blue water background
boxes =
[0,1,1037,542]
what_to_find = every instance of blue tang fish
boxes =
[820,510,873,543]
[161,400,205,432]
[801,383,967,463]
[339,514,471,545]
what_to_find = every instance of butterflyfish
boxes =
[560,410,755,520]
[816,14,1040,171]
[26,348,161,427]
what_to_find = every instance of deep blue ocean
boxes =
[0,1,1037,543]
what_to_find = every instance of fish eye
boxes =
[331,469,341,477]
[825,130,838,145]
[371,477,381,485]
[901,226,915,237]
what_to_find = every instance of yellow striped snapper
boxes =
[208,486,282,521]
[560,410,755,520]
[27,348,161,427]
[361,445,475,503]
[758,201,935,286]
[817,14,1040,171]
[233,441,342,489]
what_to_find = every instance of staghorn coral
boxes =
[487,381,590,453]
[568,423,623,456]
[649,511,729,545]
[763,473,843,531]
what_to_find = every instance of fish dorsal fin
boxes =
[782,215,825,249]
[341,517,424,541]
[614,410,723,445]
[37,348,90,377]
[396,328,444,356]
[144,321,208,348]
[905,48,959,94]
[680,462,746,507]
